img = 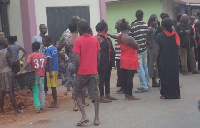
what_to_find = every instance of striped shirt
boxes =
[130,21,148,53]
[115,33,121,59]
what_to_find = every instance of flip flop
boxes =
[109,97,118,100]
[99,99,111,103]
[83,103,89,107]
[73,108,79,111]
[48,103,58,108]
[14,110,24,115]
[77,119,90,126]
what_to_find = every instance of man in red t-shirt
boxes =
[73,21,100,126]
[18,41,46,113]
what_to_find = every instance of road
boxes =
[4,70,200,128]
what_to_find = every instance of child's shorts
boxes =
[46,71,58,88]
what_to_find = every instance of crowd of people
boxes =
[0,9,200,126]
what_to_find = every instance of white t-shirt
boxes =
[32,35,47,55]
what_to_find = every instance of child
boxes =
[18,41,46,113]
[43,36,59,108]
[7,36,27,74]
[0,38,22,115]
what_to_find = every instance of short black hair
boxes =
[160,13,170,20]
[78,21,89,33]
[32,41,40,50]
[43,35,51,43]
[148,16,157,26]
[120,18,129,31]
[8,36,17,43]
[71,16,80,22]
[136,10,143,19]
[68,22,78,33]
[39,24,46,28]
[96,20,107,32]
[177,13,183,21]
[162,18,173,32]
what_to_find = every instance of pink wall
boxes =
[99,0,107,21]
[20,0,37,55]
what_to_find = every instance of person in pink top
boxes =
[18,41,47,113]
[117,19,140,101]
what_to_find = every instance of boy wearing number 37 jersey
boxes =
[18,41,47,113]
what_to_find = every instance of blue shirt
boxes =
[45,45,59,71]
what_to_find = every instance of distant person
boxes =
[130,10,149,93]
[73,20,100,126]
[154,18,180,99]
[108,19,124,94]
[176,14,198,75]
[147,16,160,87]
[43,36,59,108]
[18,41,47,113]
[7,36,27,74]
[96,20,117,103]
[117,18,140,101]
[0,38,22,115]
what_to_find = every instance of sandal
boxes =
[48,102,58,108]
[14,110,24,115]
[83,103,89,107]
[73,108,79,111]
[77,119,90,126]
[128,96,140,101]
[108,96,118,100]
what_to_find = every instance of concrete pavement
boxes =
[4,70,200,128]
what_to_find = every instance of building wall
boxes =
[106,0,162,35]
[7,0,24,47]
[162,0,179,20]
[34,0,101,36]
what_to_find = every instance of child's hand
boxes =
[16,72,21,76]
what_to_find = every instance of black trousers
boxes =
[116,59,124,90]
[99,64,112,96]
[198,46,200,70]
[121,69,135,96]
[44,70,48,92]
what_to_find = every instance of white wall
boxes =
[7,0,24,47]
[162,0,179,20]
[34,0,101,35]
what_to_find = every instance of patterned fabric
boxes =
[0,71,18,91]
[130,21,148,53]
[58,50,69,85]
[66,43,75,88]
[115,33,121,60]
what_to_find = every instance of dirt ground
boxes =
[0,85,72,126]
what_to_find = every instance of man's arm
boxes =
[153,43,160,68]
[74,53,80,75]
[107,33,118,39]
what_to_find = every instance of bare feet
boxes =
[128,96,140,101]
[94,118,100,126]
[125,94,129,100]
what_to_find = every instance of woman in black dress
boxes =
[154,18,180,99]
